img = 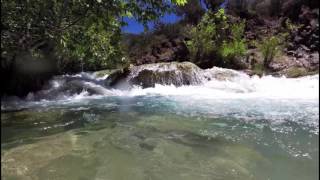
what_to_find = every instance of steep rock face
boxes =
[286,6,319,53]
[132,38,189,66]
[105,62,204,88]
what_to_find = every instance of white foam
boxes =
[119,74,319,100]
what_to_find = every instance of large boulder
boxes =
[105,62,205,89]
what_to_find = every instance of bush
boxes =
[219,22,247,59]
[256,35,284,67]
[185,9,247,65]
[220,40,247,58]
[185,15,216,61]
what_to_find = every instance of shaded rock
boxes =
[228,56,250,70]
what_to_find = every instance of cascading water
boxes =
[2,65,317,104]
[1,64,319,180]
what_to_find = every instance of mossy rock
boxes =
[285,67,309,78]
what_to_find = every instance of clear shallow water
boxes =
[1,69,319,180]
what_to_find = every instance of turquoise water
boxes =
[1,95,318,180]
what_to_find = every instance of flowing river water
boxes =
[1,67,319,180]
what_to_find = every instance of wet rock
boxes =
[104,67,130,87]
[105,62,204,88]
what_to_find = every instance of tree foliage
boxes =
[1,0,187,71]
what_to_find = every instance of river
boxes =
[1,67,319,180]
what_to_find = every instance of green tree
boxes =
[1,0,187,71]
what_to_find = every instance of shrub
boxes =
[186,9,247,64]
[219,22,247,59]
[220,40,247,59]
[185,16,216,61]
[256,35,284,67]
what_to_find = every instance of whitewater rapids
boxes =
[2,67,318,103]
[2,67,318,131]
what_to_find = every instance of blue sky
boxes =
[121,13,181,34]
[121,0,226,34]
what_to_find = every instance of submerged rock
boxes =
[105,62,205,88]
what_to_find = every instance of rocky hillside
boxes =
[123,2,319,77]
